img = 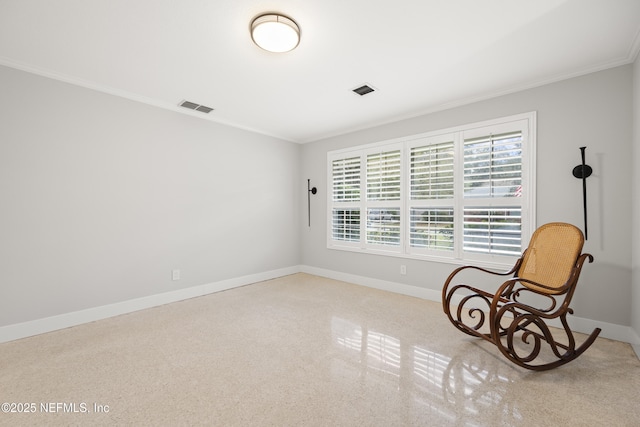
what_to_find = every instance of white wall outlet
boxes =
[172,269,181,281]
[400,265,407,275]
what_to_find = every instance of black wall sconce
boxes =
[572,146,592,240]
[307,179,317,227]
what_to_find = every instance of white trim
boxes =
[301,58,635,144]
[0,266,300,344]
[0,56,293,143]
[547,317,639,345]
[627,328,640,359]
[627,25,640,63]
[328,113,535,156]
[633,344,640,360]
[327,112,536,268]
[300,265,640,348]
[1,56,632,146]
[301,265,441,301]
[2,264,638,354]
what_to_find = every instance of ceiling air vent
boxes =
[195,105,214,113]
[179,100,214,114]
[352,84,376,96]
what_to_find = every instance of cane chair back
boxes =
[518,222,584,295]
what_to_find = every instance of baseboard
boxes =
[300,265,639,347]
[558,317,640,345]
[300,265,442,301]
[0,266,300,344]
[632,344,640,359]
[3,264,638,352]
[626,328,640,359]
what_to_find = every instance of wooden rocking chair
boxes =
[442,222,600,371]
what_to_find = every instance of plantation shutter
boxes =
[410,142,455,200]
[331,208,361,242]
[462,207,522,255]
[331,156,361,243]
[408,140,455,252]
[463,131,522,198]
[409,208,454,250]
[462,129,524,256]
[366,149,401,247]
[367,150,401,201]
[332,156,361,201]
[327,112,534,263]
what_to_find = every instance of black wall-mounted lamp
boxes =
[307,179,317,227]
[572,146,592,240]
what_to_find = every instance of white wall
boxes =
[301,65,633,327]
[1,61,636,343]
[632,54,640,343]
[0,65,301,327]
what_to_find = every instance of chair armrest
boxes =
[444,259,521,286]
[442,259,522,300]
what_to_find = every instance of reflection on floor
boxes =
[1,273,638,426]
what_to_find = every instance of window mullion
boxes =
[402,146,409,255]
[360,155,366,249]
[327,112,535,267]
[453,132,463,260]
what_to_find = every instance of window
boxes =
[331,156,360,243]
[327,112,536,267]
[462,126,524,257]
[365,148,402,250]
[407,135,455,257]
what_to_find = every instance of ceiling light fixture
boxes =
[251,14,300,53]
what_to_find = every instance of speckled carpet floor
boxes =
[1,273,639,426]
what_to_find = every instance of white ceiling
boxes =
[1,0,639,143]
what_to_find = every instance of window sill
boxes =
[327,244,519,271]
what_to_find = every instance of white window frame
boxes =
[327,112,536,269]
[362,142,403,254]
[406,132,458,259]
